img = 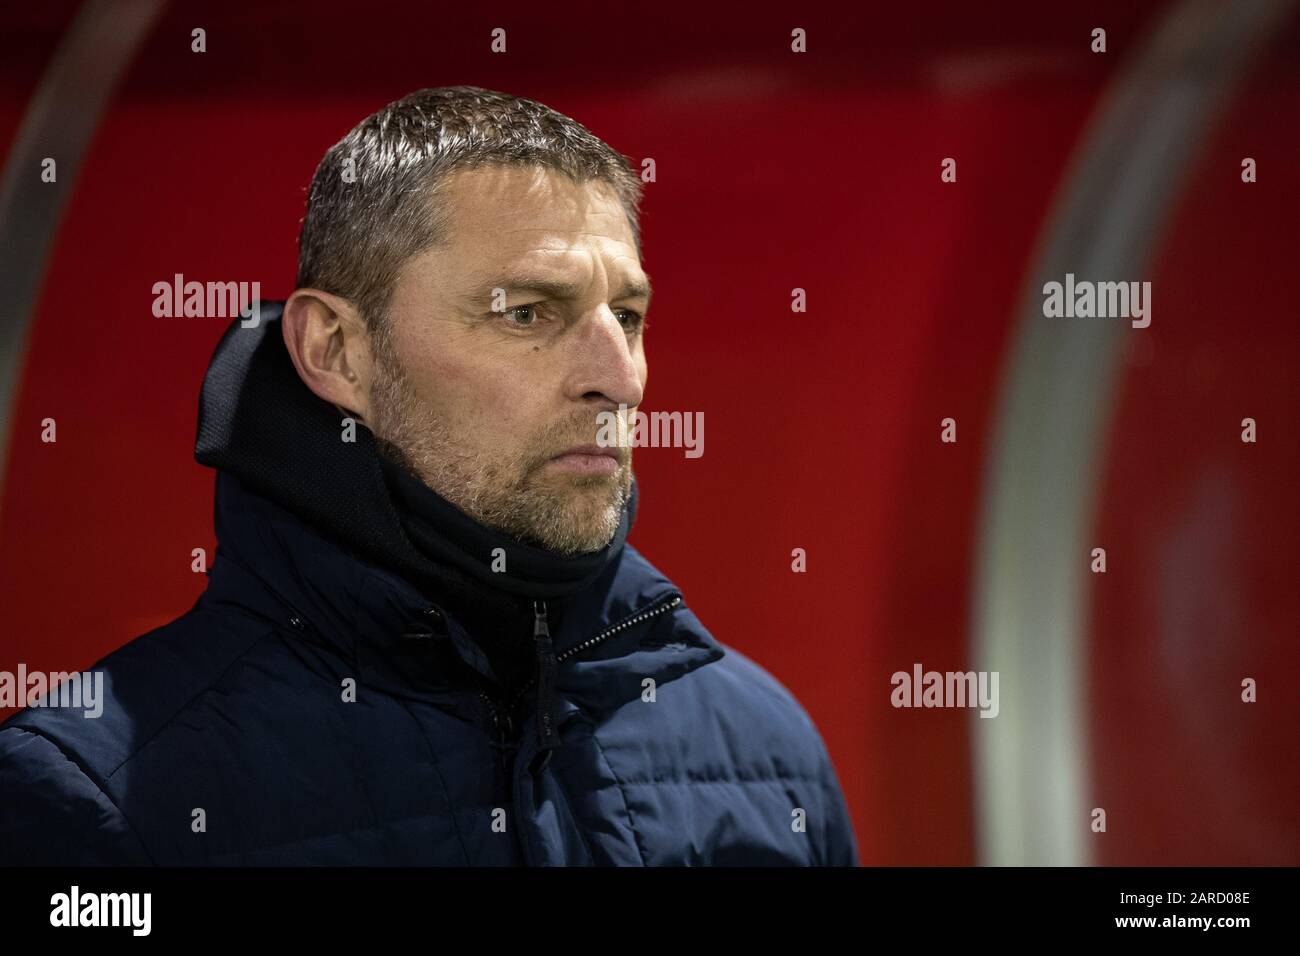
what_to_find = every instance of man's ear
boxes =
[281,289,376,424]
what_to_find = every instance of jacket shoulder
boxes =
[0,600,285,863]
[0,726,153,864]
[689,634,830,775]
[635,592,861,866]
[699,640,859,865]
[4,601,281,772]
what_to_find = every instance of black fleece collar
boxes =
[379,453,637,601]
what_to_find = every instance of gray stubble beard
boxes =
[367,336,632,555]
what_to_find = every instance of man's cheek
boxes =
[483,405,537,450]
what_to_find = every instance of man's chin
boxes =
[510,471,628,554]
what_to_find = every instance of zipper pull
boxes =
[530,599,560,773]
[480,690,517,789]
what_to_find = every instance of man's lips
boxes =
[546,443,622,476]
[553,443,620,460]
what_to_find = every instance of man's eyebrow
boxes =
[466,273,653,306]
[620,275,653,305]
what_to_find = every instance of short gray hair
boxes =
[295,85,644,345]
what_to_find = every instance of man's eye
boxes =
[502,305,538,327]
[615,309,645,332]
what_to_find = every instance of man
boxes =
[0,86,858,865]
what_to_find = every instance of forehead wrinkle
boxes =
[462,271,651,307]
[460,243,649,303]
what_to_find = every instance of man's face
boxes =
[367,164,649,555]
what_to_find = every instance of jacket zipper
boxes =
[475,591,683,791]
[479,687,515,801]
[507,592,683,715]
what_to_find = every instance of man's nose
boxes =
[563,307,645,408]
